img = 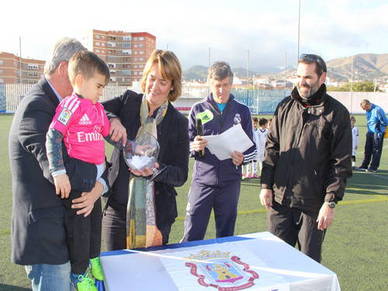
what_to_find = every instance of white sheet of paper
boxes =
[204,124,253,160]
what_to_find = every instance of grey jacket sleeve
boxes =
[45,128,66,175]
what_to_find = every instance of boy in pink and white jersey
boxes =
[46,50,110,291]
[50,92,110,165]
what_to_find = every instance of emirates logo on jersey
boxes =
[79,114,92,125]
[76,131,103,142]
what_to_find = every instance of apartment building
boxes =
[87,29,156,86]
[0,52,44,84]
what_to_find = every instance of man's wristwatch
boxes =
[324,193,337,209]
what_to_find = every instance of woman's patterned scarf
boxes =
[126,95,168,249]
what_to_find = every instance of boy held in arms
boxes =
[46,50,110,291]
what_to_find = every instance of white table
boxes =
[101,232,340,291]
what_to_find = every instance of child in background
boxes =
[46,50,111,291]
[267,118,272,131]
[242,117,259,179]
[255,118,269,177]
[350,115,359,168]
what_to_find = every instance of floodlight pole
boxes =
[350,55,354,113]
[247,49,250,85]
[208,47,211,67]
[297,0,301,63]
[19,36,22,83]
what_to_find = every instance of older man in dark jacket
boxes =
[260,54,352,262]
[9,38,108,291]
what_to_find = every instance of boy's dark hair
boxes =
[68,50,110,85]
[259,118,268,127]
[252,117,258,122]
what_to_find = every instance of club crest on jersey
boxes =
[233,113,241,125]
[58,109,72,125]
[185,250,259,290]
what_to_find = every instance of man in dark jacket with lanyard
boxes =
[260,54,352,262]
[181,62,256,242]
[357,99,387,172]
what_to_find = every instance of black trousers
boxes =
[268,201,325,262]
[101,202,172,251]
[360,132,384,171]
[62,158,101,275]
[63,196,102,274]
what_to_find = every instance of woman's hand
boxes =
[72,181,103,217]
[130,163,159,177]
[110,118,127,145]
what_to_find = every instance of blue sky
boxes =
[1,0,388,72]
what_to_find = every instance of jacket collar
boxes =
[206,93,235,113]
[291,84,327,107]
[39,78,61,108]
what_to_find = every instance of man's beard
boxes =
[296,83,319,100]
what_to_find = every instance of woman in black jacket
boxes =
[102,50,189,250]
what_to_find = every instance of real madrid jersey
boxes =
[49,93,110,165]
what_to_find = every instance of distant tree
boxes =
[327,81,380,92]
[353,81,379,92]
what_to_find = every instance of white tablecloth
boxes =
[101,232,340,291]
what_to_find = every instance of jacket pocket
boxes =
[28,207,67,259]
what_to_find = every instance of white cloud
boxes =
[1,0,387,72]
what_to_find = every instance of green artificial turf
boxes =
[1,114,387,290]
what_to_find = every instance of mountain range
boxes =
[183,53,388,82]
[326,53,388,81]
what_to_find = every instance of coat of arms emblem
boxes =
[185,250,259,290]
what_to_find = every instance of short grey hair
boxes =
[208,61,233,83]
[360,99,370,106]
[44,37,86,76]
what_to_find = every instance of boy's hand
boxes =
[53,174,71,199]
[110,118,127,145]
